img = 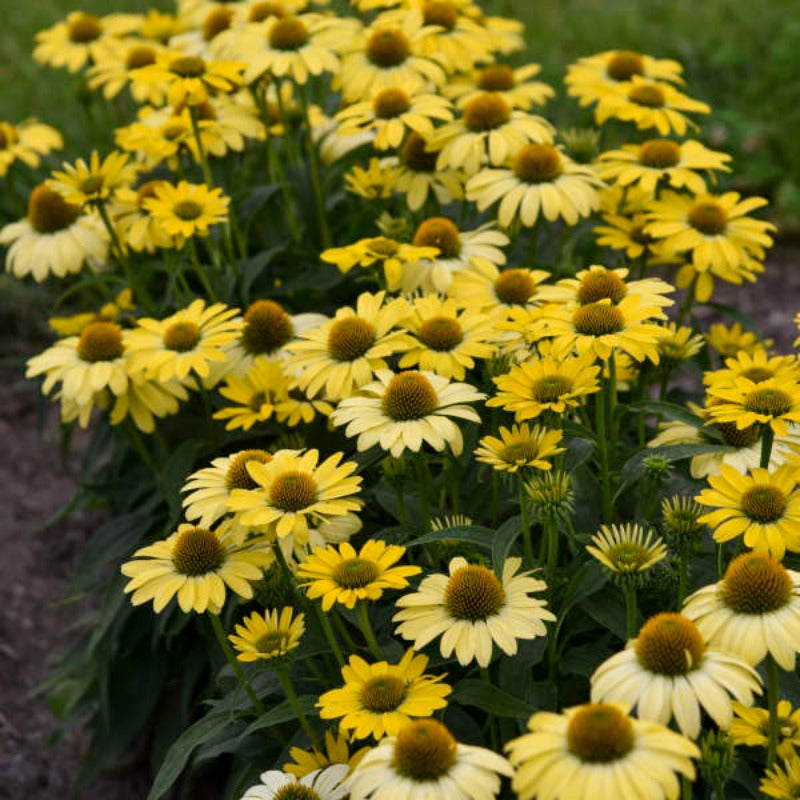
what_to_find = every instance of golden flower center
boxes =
[628,84,666,108]
[77,321,124,362]
[332,557,381,588]
[576,270,627,305]
[743,387,793,417]
[202,8,234,40]
[163,320,201,352]
[162,120,187,141]
[566,704,635,763]
[172,200,204,221]
[513,143,562,183]
[713,420,761,448]
[255,630,287,653]
[360,675,407,712]
[373,88,411,119]
[741,485,786,523]
[242,299,294,355]
[382,371,439,421]
[269,17,309,50]
[477,64,515,91]
[501,442,541,464]
[531,375,571,403]
[273,785,321,800]
[740,366,774,383]
[392,720,457,781]
[136,180,164,207]
[606,51,645,81]
[365,237,400,257]
[366,29,410,68]
[444,564,506,620]
[413,217,461,258]
[401,132,438,172]
[419,316,463,351]
[79,175,105,196]
[169,55,207,78]
[0,127,13,150]
[327,316,375,361]
[189,98,218,120]
[248,390,268,411]
[639,139,681,169]
[573,303,625,336]
[688,201,728,235]
[172,527,226,576]
[28,184,80,234]
[635,613,705,675]
[68,13,102,43]
[721,553,793,614]
[125,45,157,70]
[463,93,511,132]
[423,1,458,31]
[603,543,652,573]
[494,269,536,305]
[269,471,317,511]
[250,2,287,22]
[225,449,272,490]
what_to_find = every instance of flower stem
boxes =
[479,666,500,750]
[414,452,432,533]
[766,654,780,768]
[355,601,385,661]
[595,388,612,523]
[188,105,214,188]
[716,542,726,579]
[623,581,638,639]
[675,274,698,327]
[607,351,619,466]
[519,473,534,567]
[311,601,345,668]
[186,236,218,301]
[209,613,265,716]
[275,663,320,750]
[760,425,775,469]
[677,544,689,609]
[545,517,558,583]
[297,86,331,248]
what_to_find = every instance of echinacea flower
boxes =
[228,606,305,662]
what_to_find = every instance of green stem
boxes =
[275,664,320,749]
[186,236,218,302]
[414,453,432,533]
[716,542,726,579]
[712,775,726,800]
[490,470,499,528]
[188,105,214,187]
[519,473,534,567]
[480,666,500,751]
[311,601,345,668]
[681,775,692,800]
[607,351,618,466]
[297,86,331,248]
[760,425,775,469]
[766,654,779,768]
[355,601,385,661]
[209,613,265,716]
[545,518,558,583]
[677,545,689,609]
[595,390,612,523]
[623,581,637,639]
[331,608,358,651]
[675,274,698,327]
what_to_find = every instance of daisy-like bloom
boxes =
[445,63,554,111]
[706,322,771,360]
[276,384,334,428]
[400,219,511,296]
[394,556,555,667]
[705,349,800,390]
[49,288,135,338]
[467,143,604,228]
[695,464,800,559]
[227,449,362,540]
[705,376,800,436]
[474,424,564,473]
[25,320,129,408]
[430,92,554,176]
[110,181,173,253]
[183,448,275,528]
[0,184,108,282]
[656,323,705,368]
[590,612,762,739]
[347,718,513,800]
[761,751,800,799]
[142,181,229,242]
[115,108,197,171]
[33,11,139,73]
[318,649,451,740]
[594,209,660,261]
[334,13,446,103]
[598,138,730,195]
[587,523,667,575]
[241,765,350,800]
[391,131,464,212]
[228,606,305,662]
[126,299,241,383]
[286,292,413,401]
[297,540,420,610]
[566,49,685,108]
[121,520,273,614]
[449,262,551,316]
[47,150,136,208]
[86,38,168,104]
[0,119,62,177]
[646,190,775,302]
[506,701,699,800]
[109,372,189,434]
[321,236,440,288]
[682,552,800,670]
[344,158,403,200]
[730,700,800,761]
[284,730,370,779]
[593,76,710,136]
[527,296,666,363]
[335,86,453,151]
[398,295,497,379]
[486,354,601,421]
[213,358,291,431]
[331,369,484,457]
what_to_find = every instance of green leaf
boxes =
[241,696,317,736]
[491,515,522,575]
[406,525,495,549]
[451,679,535,719]
[147,710,235,800]
[239,184,281,221]
[160,440,208,523]
[240,246,283,296]
[564,437,595,471]
[625,400,719,436]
